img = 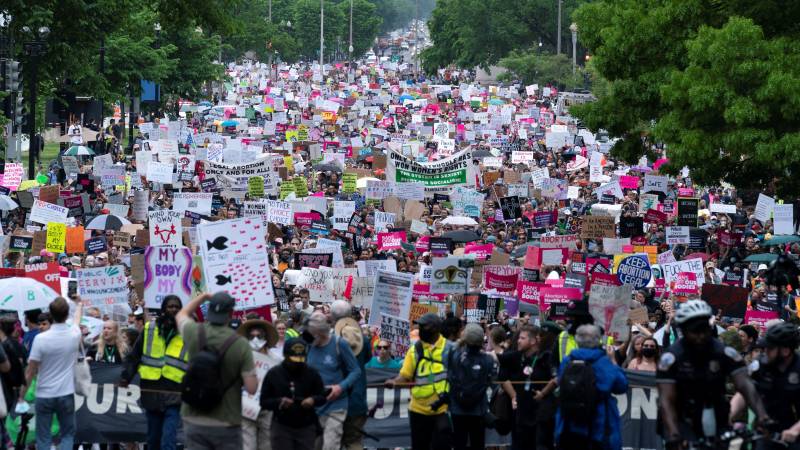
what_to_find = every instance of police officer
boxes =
[731,322,800,449]
[657,300,771,449]
[385,313,454,450]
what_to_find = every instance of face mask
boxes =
[294,301,303,310]
[249,338,267,350]
[418,327,437,343]
[649,322,658,329]
[641,348,657,358]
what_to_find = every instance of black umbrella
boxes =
[313,163,343,173]
[473,149,493,158]
[442,230,480,243]
[86,214,132,231]
[511,241,540,258]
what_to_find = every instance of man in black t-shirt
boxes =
[499,324,557,450]
[657,300,770,449]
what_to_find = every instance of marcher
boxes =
[366,340,402,369]
[555,324,628,450]
[176,292,259,450]
[239,316,282,450]
[120,295,186,450]
[24,297,82,450]
[306,311,362,450]
[386,313,454,450]
[261,338,328,450]
[447,323,497,450]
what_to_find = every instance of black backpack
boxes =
[180,325,240,411]
[1,340,24,388]
[449,349,493,410]
[559,358,598,420]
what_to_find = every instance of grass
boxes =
[22,142,64,172]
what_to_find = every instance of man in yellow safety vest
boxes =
[555,299,611,365]
[120,295,186,450]
[385,313,454,450]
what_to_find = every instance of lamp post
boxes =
[22,25,49,180]
[570,22,578,74]
[557,0,562,54]
[348,0,353,73]
[319,0,324,74]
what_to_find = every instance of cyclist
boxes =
[656,300,771,449]
[730,322,800,449]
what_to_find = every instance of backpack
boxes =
[180,324,240,412]
[559,358,598,421]
[449,349,492,410]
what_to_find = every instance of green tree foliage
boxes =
[571,0,800,194]
[336,0,382,58]
[499,51,585,91]
[422,0,586,72]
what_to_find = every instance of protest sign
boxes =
[745,310,779,332]
[665,226,690,245]
[386,148,474,196]
[265,200,292,225]
[643,174,668,194]
[77,266,130,314]
[380,314,411,358]
[701,284,748,322]
[539,287,581,318]
[146,161,174,184]
[378,231,406,251]
[369,271,414,326]
[773,204,794,235]
[616,255,651,289]
[143,246,193,309]
[581,216,616,239]
[197,218,274,309]
[294,252,333,269]
[754,194,775,224]
[676,198,699,227]
[30,200,69,225]
[589,283,631,341]
[86,236,107,254]
[45,222,66,253]
[172,193,213,215]
[430,257,469,294]
[673,272,698,295]
[148,210,183,247]
[357,259,397,278]
[484,266,520,292]
[25,261,61,292]
[661,258,705,287]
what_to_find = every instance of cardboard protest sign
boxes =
[143,246,193,309]
[380,314,411,357]
[65,226,86,254]
[701,284,748,322]
[581,216,616,239]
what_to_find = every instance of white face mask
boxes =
[249,338,267,350]
[294,301,304,311]
[649,322,658,329]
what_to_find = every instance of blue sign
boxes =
[616,255,651,289]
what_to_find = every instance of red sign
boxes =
[619,175,640,189]
[485,271,519,292]
[717,230,742,247]
[673,272,698,294]
[25,261,61,292]
[539,287,582,311]
[464,243,494,260]
[516,280,546,305]
[745,310,779,332]
[644,209,668,224]
[294,212,321,228]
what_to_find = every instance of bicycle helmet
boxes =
[764,322,799,348]
[674,300,713,326]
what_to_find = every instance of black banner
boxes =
[75,365,661,449]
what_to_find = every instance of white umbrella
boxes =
[0,195,18,211]
[356,177,381,189]
[441,216,479,226]
[0,278,59,312]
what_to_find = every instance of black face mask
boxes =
[641,348,657,359]
[418,327,438,344]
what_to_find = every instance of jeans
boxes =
[183,422,242,450]
[35,394,75,450]
[145,406,180,450]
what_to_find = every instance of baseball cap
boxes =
[284,337,309,363]
[207,292,235,325]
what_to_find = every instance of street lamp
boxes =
[348,0,353,73]
[22,25,49,179]
[319,0,324,75]
[570,22,578,74]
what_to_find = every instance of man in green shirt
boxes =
[176,292,259,450]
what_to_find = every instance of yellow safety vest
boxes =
[557,330,614,364]
[410,338,451,400]
[138,321,188,383]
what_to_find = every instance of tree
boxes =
[291,0,346,62]
[570,0,800,195]
[335,0,382,58]
[499,51,585,90]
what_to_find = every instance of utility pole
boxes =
[268,0,273,80]
[414,0,419,77]
[557,0,562,54]
[570,23,577,74]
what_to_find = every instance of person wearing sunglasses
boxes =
[366,340,401,369]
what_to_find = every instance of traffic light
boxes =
[14,94,25,133]
[6,60,21,92]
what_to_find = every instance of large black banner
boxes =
[75,364,661,449]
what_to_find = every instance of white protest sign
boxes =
[266,200,292,226]
[661,258,705,287]
[710,203,736,214]
[332,201,355,231]
[30,200,69,225]
[147,161,174,184]
[754,194,775,224]
[643,174,668,194]
[773,204,794,235]
[374,212,396,233]
[665,226,690,245]
[148,210,183,247]
[172,193,213,216]
[368,271,414,326]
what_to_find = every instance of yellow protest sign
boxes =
[342,173,357,194]
[45,222,66,253]
[283,156,294,172]
[279,181,295,200]
[293,176,309,197]
[248,176,265,198]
